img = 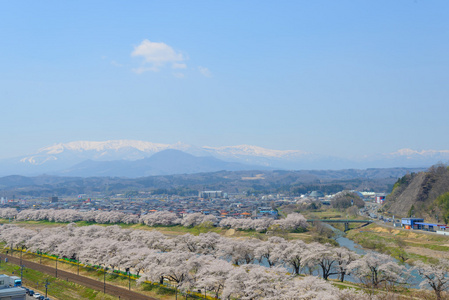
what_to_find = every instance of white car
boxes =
[33,293,41,298]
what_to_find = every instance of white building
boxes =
[0,275,26,300]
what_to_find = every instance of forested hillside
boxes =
[384,164,449,221]
[0,168,421,197]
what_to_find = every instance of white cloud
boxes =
[172,63,187,69]
[198,66,212,77]
[173,72,185,78]
[132,66,159,74]
[111,60,124,67]
[131,39,185,72]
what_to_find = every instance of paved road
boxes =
[1,254,157,300]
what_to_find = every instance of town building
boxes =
[199,191,223,199]
[0,274,26,300]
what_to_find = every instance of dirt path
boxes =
[1,254,157,300]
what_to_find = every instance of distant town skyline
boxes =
[2,1,449,160]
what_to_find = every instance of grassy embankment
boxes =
[346,223,449,264]
[0,258,118,300]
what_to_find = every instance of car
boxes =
[38,296,45,300]
[24,288,29,294]
[29,290,34,296]
[33,293,41,298]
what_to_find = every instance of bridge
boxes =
[306,219,373,231]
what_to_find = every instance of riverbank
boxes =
[346,222,449,264]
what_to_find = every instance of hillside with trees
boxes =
[383,164,449,221]
[0,168,422,198]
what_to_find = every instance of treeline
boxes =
[0,208,308,233]
[0,169,406,197]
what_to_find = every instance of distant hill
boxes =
[0,167,423,198]
[56,149,267,177]
[383,164,449,221]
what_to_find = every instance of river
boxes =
[330,224,422,288]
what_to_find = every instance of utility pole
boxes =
[103,268,107,294]
[20,265,24,285]
[55,257,58,278]
[126,268,130,291]
[45,279,50,297]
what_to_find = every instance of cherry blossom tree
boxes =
[273,239,309,275]
[254,236,287,267]
[141,251,197,298]
[304,243,339,280]
[222,265,289,300]
[195,232,222,256]
[279,275,338,300]
[219,239,259,265]
[275,213,308,231]
[140,211,180,226]
[0,220,422,299]
[195,257,233,298]
[180,213,217,227]
[413,259,449,300]
[0,208,18,219]
[334,246,359,282]
[347,252,406,289]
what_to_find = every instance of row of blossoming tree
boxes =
[0,208,308,232]
[0,222,448,299]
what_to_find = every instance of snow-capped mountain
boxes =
[17,140,314,170]
[387,148,449,159]
[202,144,307,158]
[20,140,193,165]
[1,140,448,177]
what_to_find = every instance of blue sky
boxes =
[1,1,449,159]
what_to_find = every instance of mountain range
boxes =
[0,140,448,177]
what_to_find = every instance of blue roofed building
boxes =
[401,218,424,229]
